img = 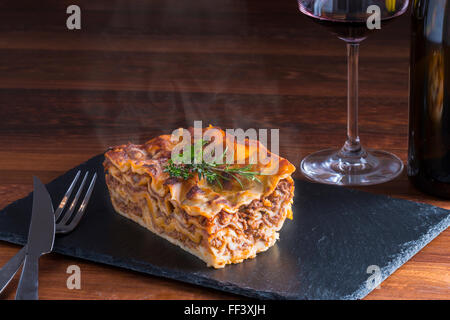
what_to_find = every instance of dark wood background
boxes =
[0,0,448,299]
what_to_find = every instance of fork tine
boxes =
[58,171,89,226]
[60,173,97,233]
[55,171,81,221]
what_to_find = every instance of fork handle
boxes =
[15,252,40,300]
[0,246,26,294]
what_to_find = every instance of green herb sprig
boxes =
[163,140,265,189]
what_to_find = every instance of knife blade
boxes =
[15,177,55,300]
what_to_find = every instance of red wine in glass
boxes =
[299,0,409,42]
[298,0,409,186]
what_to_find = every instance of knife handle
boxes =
[0,246,27,294]
[15,252,40,300]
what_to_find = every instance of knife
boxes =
[0,246,26,294]
[15,177,55,300]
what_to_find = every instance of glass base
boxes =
[300,148,404,186]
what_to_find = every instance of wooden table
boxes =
[0,0,448,300]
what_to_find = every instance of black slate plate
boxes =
[0,155,449,299]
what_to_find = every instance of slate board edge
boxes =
[345,215,450,300]
[0,153,449,300]
[66,250,293,300]
[0,232,294,300]
[0,154,292,299]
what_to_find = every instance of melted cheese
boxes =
[105,127,296,219]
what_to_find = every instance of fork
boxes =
[0,170,97,294]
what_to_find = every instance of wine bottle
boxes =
[408,0,450,198]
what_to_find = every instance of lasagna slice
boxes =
[103,127,295,268]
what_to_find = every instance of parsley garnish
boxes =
[163,140,264,189]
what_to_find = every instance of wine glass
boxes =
[298,0,409,185]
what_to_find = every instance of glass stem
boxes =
[342,42,363,156]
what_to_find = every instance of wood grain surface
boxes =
[0,0,448,300]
